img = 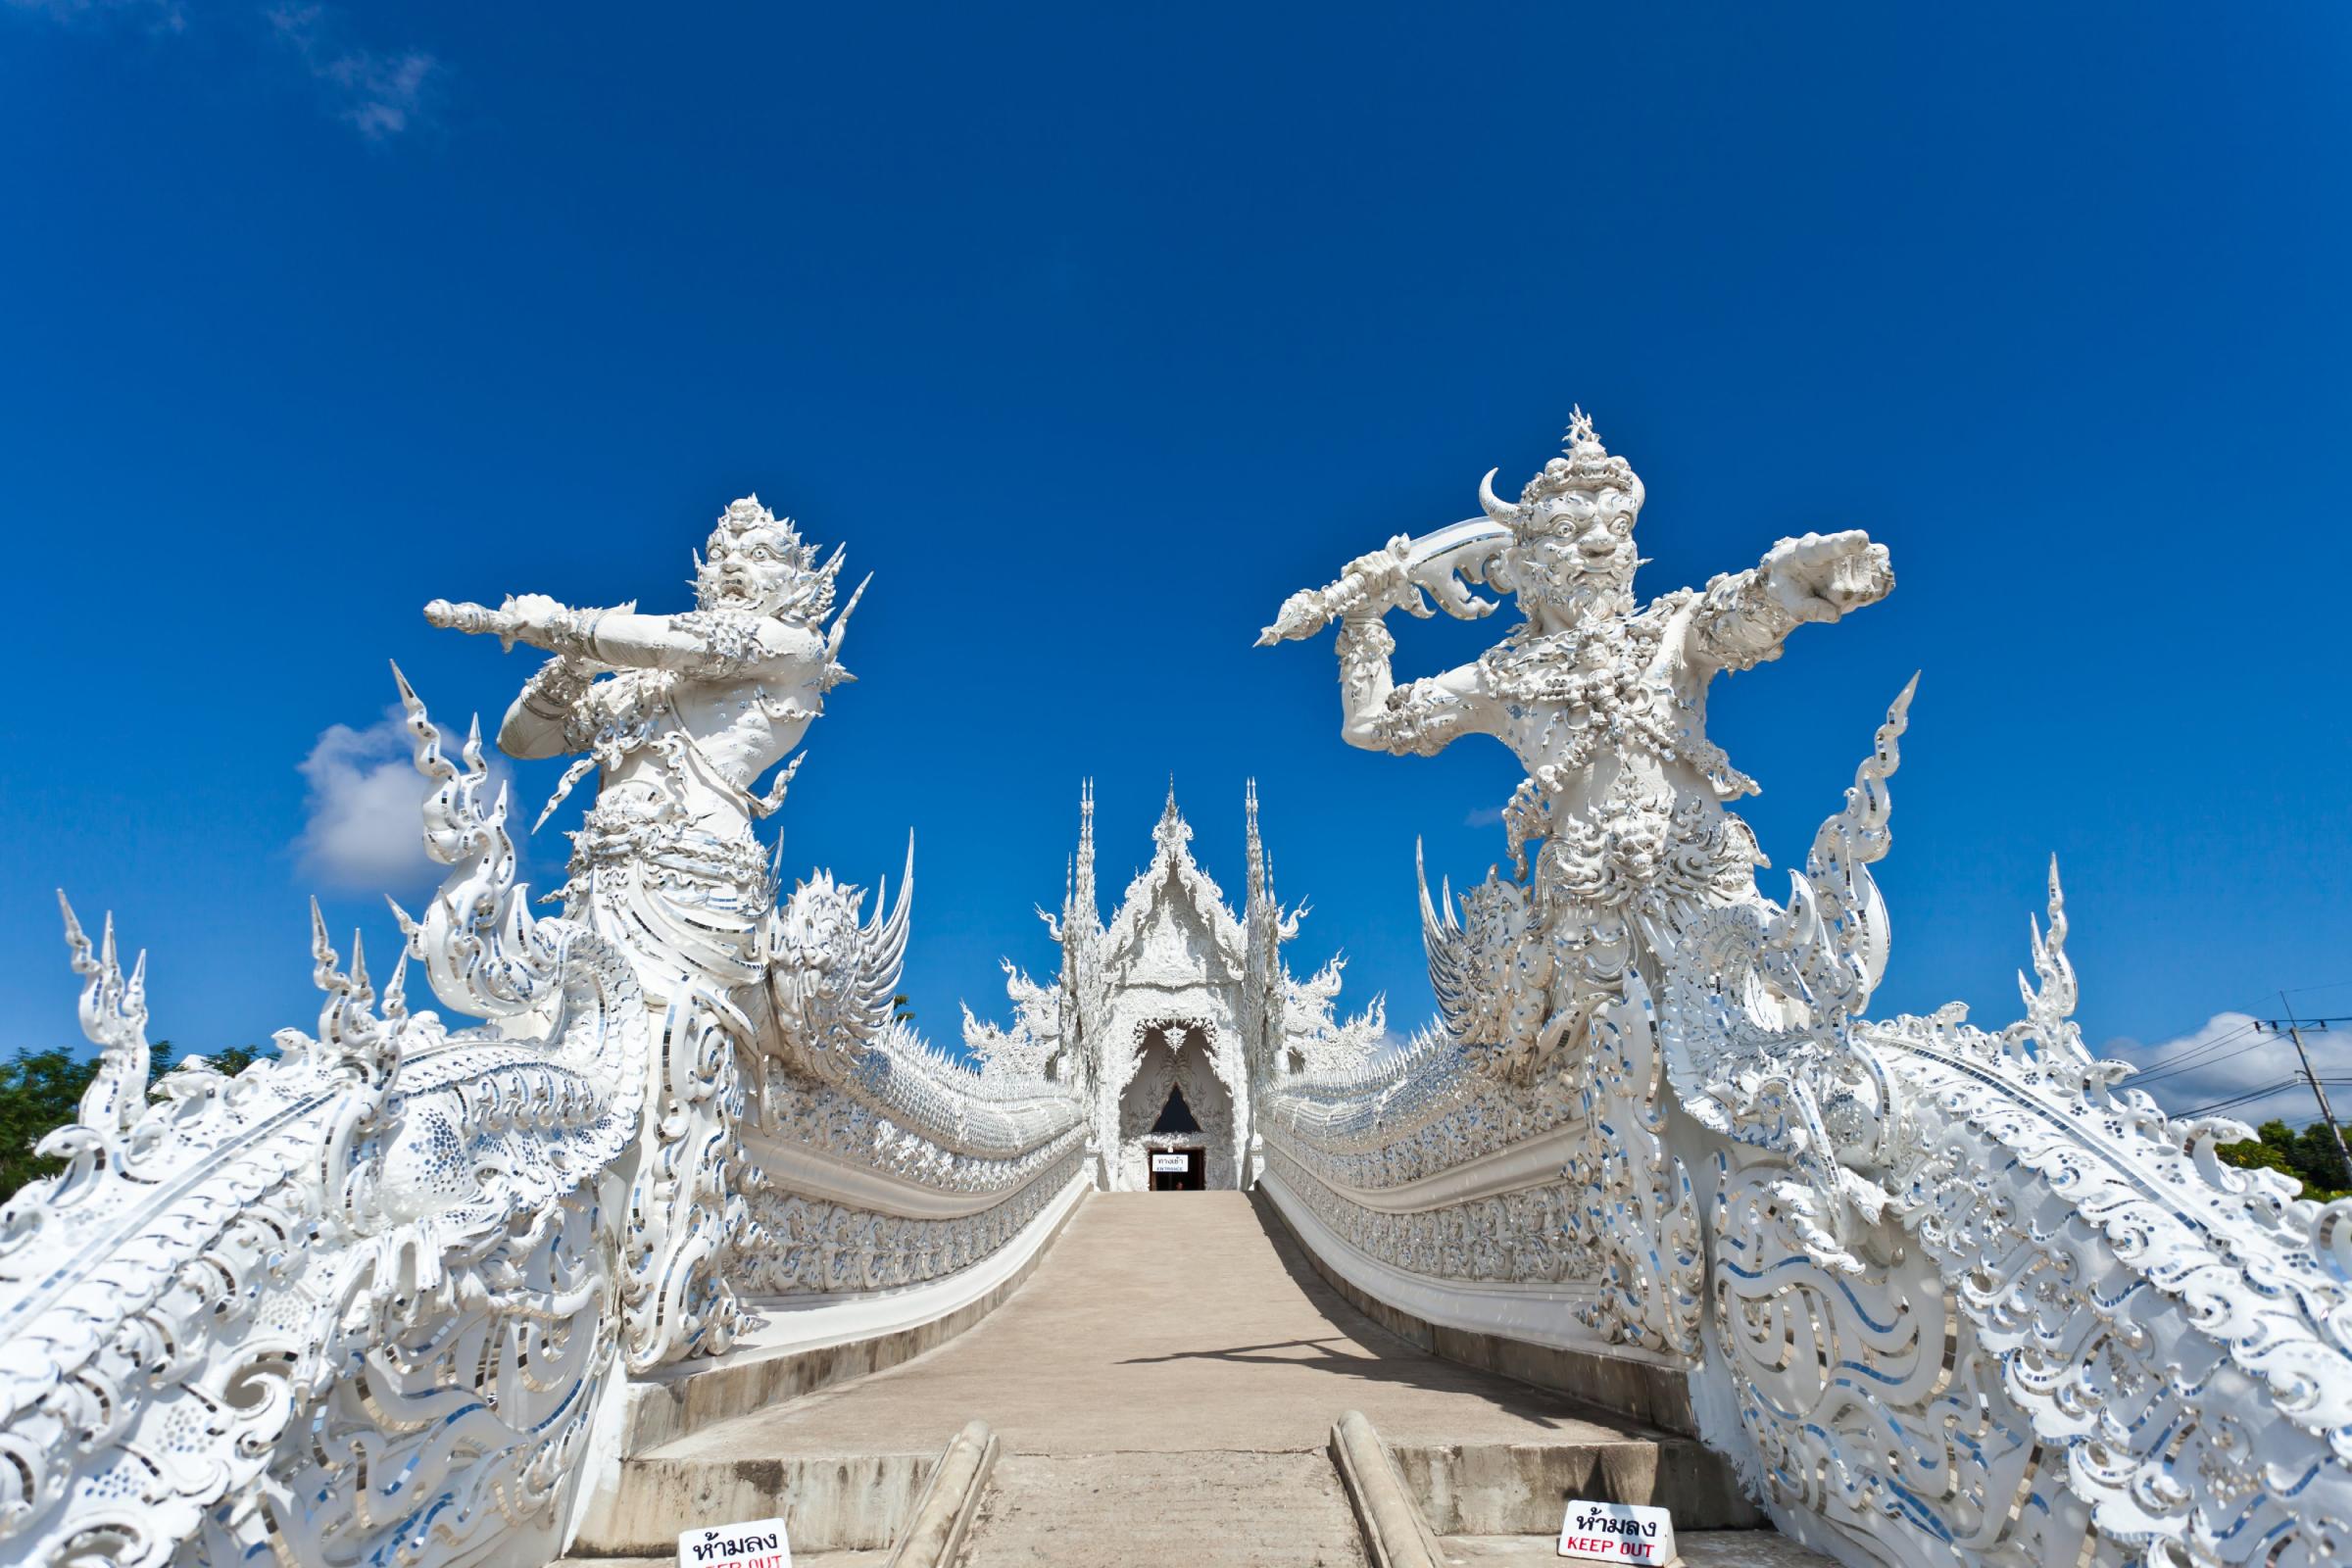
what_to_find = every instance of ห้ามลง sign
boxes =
[1556,1499,1675,1563]
[677,1518,790,1568]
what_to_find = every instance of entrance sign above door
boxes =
[1150,1153,1191,1172]
[1556,1500,1673,1563]
[679,1518,791,1568]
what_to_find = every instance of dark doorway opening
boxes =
[1148,1147,1207,1191]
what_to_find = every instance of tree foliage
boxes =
[0,1041,263,1200]
[2217,1118,2352,1203]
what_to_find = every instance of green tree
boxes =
[0,1041,264,1200]
[2217,1117,2352,1202]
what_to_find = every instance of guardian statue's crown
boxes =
[1479,408,1645,540]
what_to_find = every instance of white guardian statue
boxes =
[1267,409,1892,1082]
[425,495,873,1367]
[1261,414,2352,1568]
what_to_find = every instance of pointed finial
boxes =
[1152,779,1193,854]
[1565,406,1596,450]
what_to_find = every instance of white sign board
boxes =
[678,1517,791,1568]
[1151,1152,1190,1173]
[1557,1499,1674,1564]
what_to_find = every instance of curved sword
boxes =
[1255,517,1510,647]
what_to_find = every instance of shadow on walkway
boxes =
[1103,1190,1623,1433]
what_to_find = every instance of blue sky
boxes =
[4,3,2348,1123]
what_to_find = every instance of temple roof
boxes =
[1099,784,1247,983]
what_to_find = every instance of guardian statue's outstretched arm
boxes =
[425,500,863,770]
[1686,529,1894,678]
[426,594,813,676]
[426,592,832,760]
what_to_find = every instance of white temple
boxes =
[963,782,1386,1192]
[8,421,2350,1568]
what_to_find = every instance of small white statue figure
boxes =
[1264,412,1892,1080]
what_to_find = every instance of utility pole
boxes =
[2277,995,2352,1186]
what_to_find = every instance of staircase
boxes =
[963,1452,1365,1568]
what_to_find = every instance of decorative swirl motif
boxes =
[0,674,651,1568]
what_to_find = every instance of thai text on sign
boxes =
[1151,1152,1190,1172]
[1556,1499,1674,1563]
[678,1517,791,1568]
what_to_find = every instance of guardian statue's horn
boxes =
[1477,467,1514,523]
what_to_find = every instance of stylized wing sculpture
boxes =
[766,834,916,1081]
[1415,841,1482,1045]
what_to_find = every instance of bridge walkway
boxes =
[667,1192,1633,1461]
[591,1192,1815,1566]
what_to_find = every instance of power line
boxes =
[2132,1018,2275,1085]
[2129,1015,2265,1075]
[2180,1078,2307,1116]
[2264,999,2352,1180]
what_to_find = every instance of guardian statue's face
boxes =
[1506,482,1642,619]
[697,524,802,616]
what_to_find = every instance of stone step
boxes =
[1393,1437,1759,1537]
[958,1450,1369,1568]
[554,1556,890,1568]
[1439,1533,1836,1566]
[568,1451,939,1556]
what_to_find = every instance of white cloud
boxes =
[2106,1009,2351,1129]
[1464,804,1506,828]
[265,4,438,141]
[4,0,184,30]
[292,707,448,890]
[11,0,438,139]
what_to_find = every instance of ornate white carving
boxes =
[1264,416,2352,1568]
[0,501,1085,1568]
[0,680,649,1568]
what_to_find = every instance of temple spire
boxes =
[1069,777,1098,928]
[1152,777,1194,857]
[1246,778,1265,907]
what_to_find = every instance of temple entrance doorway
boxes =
[1113,1019,1239,1189]
[1148,1148,1206,1191]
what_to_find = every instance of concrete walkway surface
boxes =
[655,1192,1658,1461]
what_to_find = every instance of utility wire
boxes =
[2132,1019,2275,1085]
[2127,1020,2260,1076]
[2180,1078,2307,1116]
